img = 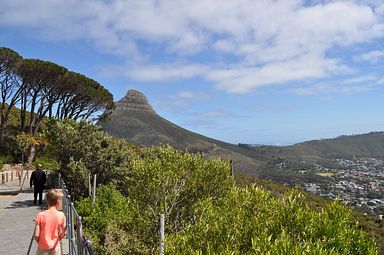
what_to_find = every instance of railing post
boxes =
[64,189,69,224]
[88,174,92,197]
[160,214,165,255]
[84,238,93,255]
[70,202,76,255]
[58,174,62,189]
[67,195,72,254]
[77,216,83,255]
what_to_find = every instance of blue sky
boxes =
[1,0,384,145]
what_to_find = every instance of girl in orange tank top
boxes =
[34,189,66,255]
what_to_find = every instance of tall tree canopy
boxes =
[0,47,23,141]
[0,46,114,161]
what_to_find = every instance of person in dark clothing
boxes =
[30,164,46,205]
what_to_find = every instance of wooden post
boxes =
[11,171,13,181]
[160,214,165,255]
[88,174,92,197]
[6,172,8,182]
[92,174,97,205]
[18,169,22,186]
[20,170,29,190]
[230,160,234,177]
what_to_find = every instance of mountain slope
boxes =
[99,90,263,176]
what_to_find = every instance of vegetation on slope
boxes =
[167,188,376,255]
[42,120,379,255]
[236,173,384,254]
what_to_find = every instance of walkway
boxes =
[0,172,69,255]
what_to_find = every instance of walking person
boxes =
[30,164,46,205]
[34,189,66,255]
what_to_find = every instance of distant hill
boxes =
[289,132,384,159]
[241,132,384,165]
[99,90,384,182]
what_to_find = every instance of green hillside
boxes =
[289,132,384,159]
[239,132,384,164]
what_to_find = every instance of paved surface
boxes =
[0,173,69,255]
[0,175,41,255]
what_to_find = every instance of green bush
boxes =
[77,145,234,255]
[45,119,138,199]
[33,156,60,172]
[76,184,155,255]
[126,145,234,232]
[166,186,378,255]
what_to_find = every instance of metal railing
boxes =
[58,174,94,255]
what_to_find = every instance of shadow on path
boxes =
[3,189,47,210]
[5,199,46,209]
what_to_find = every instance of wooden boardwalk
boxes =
[0,172,69,255]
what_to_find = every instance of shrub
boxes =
[45,119,138,199]
[77,146,234,255]
[76,184,154,255]
[33,156,60,172]
[166,186,378,255]
[126,145,234,232]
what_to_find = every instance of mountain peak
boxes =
[115,89,154,113]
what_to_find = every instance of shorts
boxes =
[36,245,61,255]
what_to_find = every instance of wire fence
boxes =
[58,174,94,255]
[52,173,165,255]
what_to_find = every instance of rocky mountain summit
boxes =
[115,90,154,113]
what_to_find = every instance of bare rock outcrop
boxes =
[115,90,154,113]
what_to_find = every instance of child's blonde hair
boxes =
[46,189,64,207]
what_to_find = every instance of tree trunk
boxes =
[20,92,27,131]
[0,102,5,142]
[28,92,38,134]
[26,144,36,166]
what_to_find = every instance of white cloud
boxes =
[206,55,350,93]
[292,83,331,95]
[194,110,238,118]
[157,90,211,111]
[111,53,350,94]
[292,75,381,95]
[1,0,384,93]
[122,63,209,82]
[293,83,374,95]
[354,50,384,62]
[341,75,378,84]
[176,91,210,100]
